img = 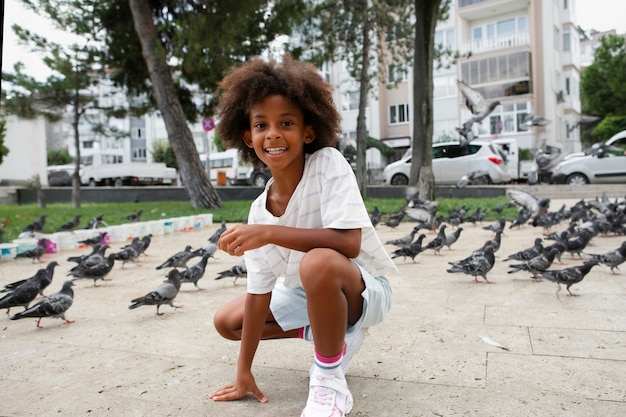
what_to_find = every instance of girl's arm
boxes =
[210,292,271,403]
[219,225,361,258]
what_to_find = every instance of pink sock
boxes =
[314,350,343,373]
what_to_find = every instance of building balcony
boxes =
[459,32,530,56]
[458,0,526,21]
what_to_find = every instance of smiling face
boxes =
[243,94,315,180]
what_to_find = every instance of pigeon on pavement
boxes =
[10,280,75,328]
[385,228,418,248]
[156,245,194,270]
[208,221,227,244]
[422,224,447,255]
[447,244,497,283]
[215,260,247,285]
[370,206,382,228]
[55,214,82,232]
[67,253,116,287]
[482,217,506,234]
[179,253,212,290]
[536,259,599,296]
[113,239,141,269]
[586,241,626,274]
[444,227,464,250]
[14,238,47,263]
[2,261,59,296]
[0,268,50,315]
[129,269,181,315]
[391,234,426,262]
[507,247,560,279]
[504,237,544,261]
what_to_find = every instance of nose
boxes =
[265,123,281,139]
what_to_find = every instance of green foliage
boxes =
[366,136,396,159]
[518,147,532,161]
[47,149,73,165]
[592,115,626,141]
[581,34,626,118]
[151,140,178,169]
[0,118,9,164]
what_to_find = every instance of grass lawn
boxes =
[0,196,518,243]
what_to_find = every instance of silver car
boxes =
[382,140,512,186]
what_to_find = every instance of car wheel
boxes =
[566,173,589,185]
[390,174,409,186]
[114,178,123,187]
[89,179,97,187]
[252,174,268,187]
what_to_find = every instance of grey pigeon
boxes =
[56,214,82,232]
[2,261,59,296]
[22,215,47,234]
[422,224,447,255]
[507,247,560,279]
[586,241,626,275]
[444,227,463,250]
[77,231,108,246]
[386,228,418,248]
[67,253,116,287]
[457,80,500,123]
[509,207,532,229]
[14,238,47,263]
[122,209,143,223]
[447,244,496,283]
[506,189,550,223]
[0,269,50,315]
[156,245,194,270]
[208,221,227,244]
[179,253,212,290]
[113,239,141,269]
[370,206,382,227]
[455,117,476,146]
[391,234,426,262]
[504,238,544,261]
[384,212,405,229]
[68,244,109,271]
[83,214,105,230]
[519,114,551,131]
[10,280,75,328]
[215,260,247,285]
[129,269,181,315]
[537,259,599,296]
[482,217,506,234]
[189,241,218,260]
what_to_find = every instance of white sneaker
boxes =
[341,328,366,374]
[301,366,353,417]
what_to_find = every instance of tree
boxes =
[581,33,626,139]
[410,0,443,200]
[0,119,9,164]
[298,0,414,196]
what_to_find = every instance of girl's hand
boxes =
[209,373,267,403]
[218,224,267,256]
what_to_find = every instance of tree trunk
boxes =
[356,2,372,197]
[71,96,82,209]
[411,0,441,200]
[128,0,221,208]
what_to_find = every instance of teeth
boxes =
[266,148,286,155]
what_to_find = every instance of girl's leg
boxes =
[213,293,299,340]
[299,248,365,359]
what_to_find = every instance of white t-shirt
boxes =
[244,147,397,294]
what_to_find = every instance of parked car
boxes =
[248,166,272,187]
[551,129,626,185]
[46,164,76,186]
[382,140,512,186]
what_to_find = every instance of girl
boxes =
[209,55,396,417]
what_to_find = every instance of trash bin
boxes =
[217,171,227,186]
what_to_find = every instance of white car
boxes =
[382,140,512,186]
[551,129,626,185]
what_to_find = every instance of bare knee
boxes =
[300,248,344,290]
[213,299,244,341]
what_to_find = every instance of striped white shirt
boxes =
[244,147,397,294]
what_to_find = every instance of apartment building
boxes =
[332,0,584,169]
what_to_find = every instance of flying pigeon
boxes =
[447,244,497,284]
[155,245,194,270]
[122,209,144,223]
[457,80,501,123]
[55,214,82,232]
[507,247,560,279]
[22,215,47,234]
[179,253,212,290]
[586,241,626,274]
[504,238,544,261]
[506,189,550,223]
[215,260,247,285]
[0,268,50,315]
[10,280,75,328]
[455,117,476,146]
[2,261,59,296]
[129,269,182,315]
[67,253,116,287]
[536,259,599,296]
[391,234,426,263]
[14,238,47,263]
[518,114,551,131]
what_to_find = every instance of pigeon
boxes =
[422,224,447,255]
[14,238,47,263]
[208,221,227,244]
[385,228,418,248]
[384,212,405,229]
[78,231,108,246]
[129,269,181,315]
[507,247,560,279]
[586,241,626,274]
[447,244,496,284]
[504,238,544,261]
[518,114,551,131]
[457,80,501,123]
[404,196,439,231]
[113,239,141,269]
[10,280,75,328]
[215,260,247,285]
[55,214,82,232]
[135,234,153,257]
[190,241,218,260]
[509,207,532,229]
[483,217,506,234]
[2,261,59,296]
[68,244,109,271]
[536,259,600,296]
[0,268,50,315]
[506,189,550,223]
[391,234,426,262]
[155,245,194,270]
[179,253,212,290]
[455,117,476,146]
[563,230,593,259]
[83,214,105,229]
[22,215,47,234]
[122,209,144,223]
[444,227,463,250]
[370,206,382,228]
[67,253,116,287]
[482,230,503,254]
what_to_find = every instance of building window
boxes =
[460,51,532,99]
[434,76,457,98]
[563,27,571,52]
[389,103,410,125]
[565,77,571,95]
[82,141,94,149]
[388,65,408,83]
[434,28,455,50]
[478,102,530,136]
[342,91,359,112]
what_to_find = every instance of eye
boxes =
[282,120,294,127]
[253,122,266,129]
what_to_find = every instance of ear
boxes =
[242,131,254,148]
[304,126,316,144]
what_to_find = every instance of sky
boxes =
[2,0,626,80]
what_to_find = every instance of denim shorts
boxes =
[269,262,392,337]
